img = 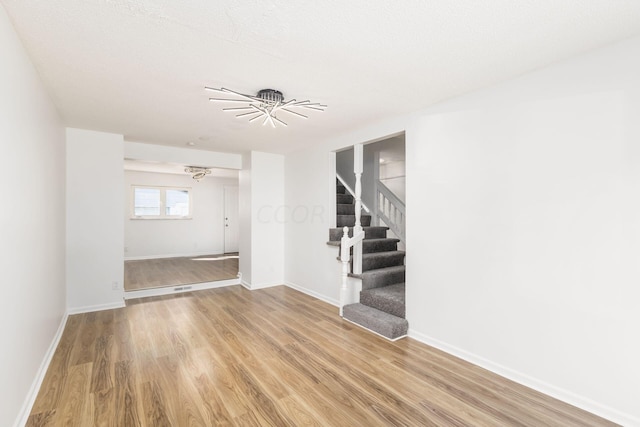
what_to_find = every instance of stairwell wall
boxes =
[285,34,640,425]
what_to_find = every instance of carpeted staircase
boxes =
[328,180,408,340]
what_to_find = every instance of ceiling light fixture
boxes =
[185,166,211,181]
[205,87,326,128]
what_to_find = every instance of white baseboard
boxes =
[124,251,226,261]
[284,281,339,307]
[67,301,126,315]
[14,313,69,427]
[124,277,241,300]
[240,280,282,290]
[408,329,638,427]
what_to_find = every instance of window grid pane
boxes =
[134,188,161,216]
[166,189,190,216]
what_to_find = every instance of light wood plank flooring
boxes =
[124,254,238,291]
[27,286,616,426]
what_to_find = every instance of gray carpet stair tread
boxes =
[327,237,398,246]
[338,251,405,268]
[327,239,400,261]
[361,283,405,318]
[343,303,408,340]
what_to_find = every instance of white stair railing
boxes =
[339,143,365,316]
[376,180,405,243]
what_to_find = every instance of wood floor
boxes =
[27,286,616,426]
[124,254,239,291]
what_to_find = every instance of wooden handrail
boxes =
[336,173,370,213]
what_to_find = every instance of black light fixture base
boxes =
[257,89,284,103]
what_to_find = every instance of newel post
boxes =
[339,226,350,316]
[353,143,363,274]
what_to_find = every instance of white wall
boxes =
[285,147,343,303]
[250,151,285,287]
[285,34,640,425]
[124,170,237,258]
[0,7,66,427]
[124,141,241,169]
[239,151,286,288]
[405,37,640,424]
[239,152,252,285]
[66,128,125,313]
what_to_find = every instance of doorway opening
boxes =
[123,159,240,293]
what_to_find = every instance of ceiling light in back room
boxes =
[205,87,326,128]
[185,166,211,181]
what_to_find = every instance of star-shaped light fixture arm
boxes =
[205,87,326,128]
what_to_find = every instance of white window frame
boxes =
[130,185,193,219]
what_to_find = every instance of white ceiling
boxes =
[3,0,640,154]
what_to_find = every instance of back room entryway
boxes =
[123,160,240,294]
[224,185,239,253]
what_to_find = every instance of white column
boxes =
[353,143,364,274]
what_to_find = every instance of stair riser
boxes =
[343,304,408,340]
[337,194,353,204]
[360,296,405,318]
[337,204,355,215]
[337,185,346,194]
[360,284,406,318]
[361,253,405,272]
[363,240,398,253]
[337,215,372,227]
[361,268,405,290]
[328,227,388,241]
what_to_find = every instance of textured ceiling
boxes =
[3,0,640,154]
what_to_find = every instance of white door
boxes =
[224,186,239,253]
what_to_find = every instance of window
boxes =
[132,186,191,219]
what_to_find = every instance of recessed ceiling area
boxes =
[3,0,640,154]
